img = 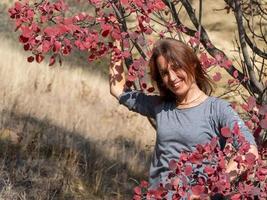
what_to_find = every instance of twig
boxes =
[233,0,264,93]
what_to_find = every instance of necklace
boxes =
[176,92,205,106]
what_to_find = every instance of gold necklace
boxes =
[176,92,205,106]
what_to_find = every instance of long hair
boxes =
[148,38,213,101]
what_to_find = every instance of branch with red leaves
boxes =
[133,124,266,200]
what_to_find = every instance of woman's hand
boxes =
[225,144,259,183]
[109,40,126,99]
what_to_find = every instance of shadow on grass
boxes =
[0,109,151,200]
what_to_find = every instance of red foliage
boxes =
[133,125,267,199]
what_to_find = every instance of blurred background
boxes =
[0,0,258,199]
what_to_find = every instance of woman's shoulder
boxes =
[208,96,231,107]
[206,96,234,119]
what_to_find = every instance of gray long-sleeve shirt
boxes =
[118,90,256,190]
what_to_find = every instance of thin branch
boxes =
[245,34,267,59]
[259,57,265,83]
[217,83,242,98]
[242,14,263,39]
[179,0,253,93]
[256,1,267,19]
[234,35,248,79]
[196,0,203,52]
[163,0,196,36]
[233,0,264,93]
[259,16,267,44]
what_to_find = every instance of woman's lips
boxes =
[172,80,182,88]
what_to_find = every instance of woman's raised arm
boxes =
[109,45,126,100]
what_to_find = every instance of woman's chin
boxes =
[169,85,187,96]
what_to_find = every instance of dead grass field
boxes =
[0,0,265,199]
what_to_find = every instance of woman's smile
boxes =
[171,79,183,89]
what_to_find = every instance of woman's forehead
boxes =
[156,56,168,67]
[156,56,177,70]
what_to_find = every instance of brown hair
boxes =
[148,38,213,100]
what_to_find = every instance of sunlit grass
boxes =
[0,36,155,199]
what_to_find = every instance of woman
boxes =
[109,38,258,198]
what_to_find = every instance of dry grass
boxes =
[0,39,156,199]
[0,36,155,200]
[0,2,156,199]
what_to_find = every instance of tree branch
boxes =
[233,0,264,93]
[163,0,196,36]
[245,34,267,59]
[179,0,255,93]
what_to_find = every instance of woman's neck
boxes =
[176,83,206,105]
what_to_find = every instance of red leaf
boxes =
[221,127,231,138]
[222,59,232,69]
[154,1,166,10]
[251,114,259,123]
[19,35,29,43]
[204,166,215,175]
[259,167,267,175]
[140,180,148,188]
[27,56,34,63]
[189,152,203,164]
[219,158,226,169]
[147,87,155,93]
[49,55,56,66]
[171,177,180,190]
[232,122,240,135]
[121,0,129,5]
[184,165,193,176]
[191,184,205,196]
[41,15,48,23]
[247,96,256,111]
[245,120,254,130]
[88,54,96,61]
[53,41,61,53]
[259,118,267,129]
[101,29,110,37]
[179,153,189,162]
[42,40,51,53]
[259,105,267,115]
[15,2,22,11]
[231,193,241,200]
[127,74,137,82]
[121,50,131,58]
[141,83,147,89]
[24,43,30,51]
[35,54,44,63]
[245,153,256,165]
[133,195,141,200]
[233,70,238,78]
[169,159,177,171]
[212,72,222,82]
[144,27,153,35]
[134,186,141,195]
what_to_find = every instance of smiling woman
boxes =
[109,38,258,199]
[148,38,213,107]
[155,55,207,109]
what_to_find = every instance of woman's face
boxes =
[156,55,194,97]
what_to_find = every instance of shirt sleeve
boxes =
[216,99,256,146]
[118,90,161,119]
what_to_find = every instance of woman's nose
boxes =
[168,69,177,81]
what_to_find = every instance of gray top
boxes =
[118,90,256,190]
